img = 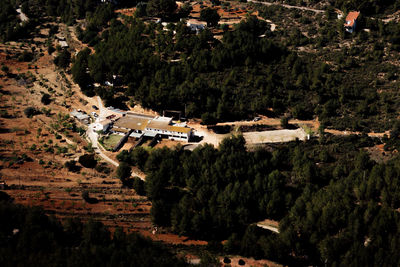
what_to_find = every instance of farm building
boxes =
[113,113,153,138]
[111,113,193,141]
[186,19,206,33]
[59,40,68,48]
[344,11,360,33]
[70,109,90,124]
[145,116,192,141]
[93,119,112,132]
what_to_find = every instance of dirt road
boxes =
[189,115,387,149]
[256,219,279,233]
[187,120,308,148]
[325,129,390,138]
[85,97,147,180]
[247,0,325,13]
[86,124,118,166]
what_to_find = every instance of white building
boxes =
[93,119,112,132]
[344,11,360,33]
[186,19,206,34]
[111,113,193,141]
[145,116,192,141]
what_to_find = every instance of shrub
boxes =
[24,107,37,118]
[78,154,97,168]
[1,65,9,73]
[280,117,289,128]
[64,160,80,172]
[116,162,131,182]
[132,177,146,196]
[82,190,90,201]
[18,51,34,62]
[54,50,71,69]
[41,93,51,105]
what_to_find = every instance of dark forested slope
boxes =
[118,134,400,266]
[0,196,187,267]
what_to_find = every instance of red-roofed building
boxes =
[344,11,360,33]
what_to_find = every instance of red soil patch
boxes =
[115,8,137,17]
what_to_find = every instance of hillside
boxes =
[1,0,400,266]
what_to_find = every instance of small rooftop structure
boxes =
[113,113,154,132]
[93,119,112,132]
[55,34,65,41]
[344,11,360,33]
[146,116,173,131]
[59,41,68,48]
[186,19,206,33]
[70,109,90,124]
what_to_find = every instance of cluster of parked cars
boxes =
[91,105,99,118]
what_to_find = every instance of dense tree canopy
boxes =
[200,7,220,27]
[146,0,177,19]
[120,136,299,239]
[0,198,187,267]
[326,0,400,15]
[78,154,97,168]
[0,0,34,41]
[71,48,93,95]
[79,16,293,121]
[118,133,400,265]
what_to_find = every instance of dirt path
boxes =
[256,219,279,233]
[248,0,325,13]
[382,10,400,23]
[86,124,119,167]
[188,115,388,149]
[188,122,229,147]
[86,97,146,180]
[325,129,390,138]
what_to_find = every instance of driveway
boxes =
[86,124,119,167]
[86,97,146,180]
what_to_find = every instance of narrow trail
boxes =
[325,129,390,138]
[85,97,119,167]
[247,0,325,14]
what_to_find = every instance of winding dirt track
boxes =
[247,0,325,13]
